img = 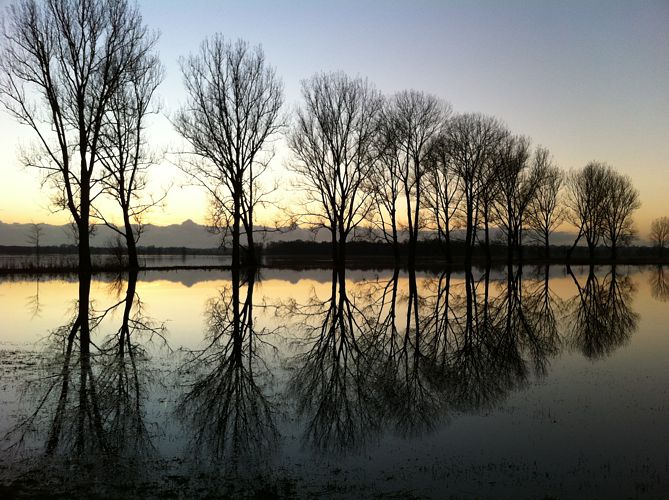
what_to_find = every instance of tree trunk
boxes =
[123,210,139,270]
[567,228,583,262]
[331,225,338,265]
[245,225,257,267]
[465,198,474,266]
[588,240,595,262]
[484,207,491,262]
[391,211,400,264]
[507,222,513,264]
[338,225,347,268]
[79,178,92,273]
[232,191,241,269]
[445,223,452,264]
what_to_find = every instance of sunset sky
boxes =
[0,0,667,236]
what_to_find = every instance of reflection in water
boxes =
[566,266,638,359]
[3,265,655,496]
[178,268,277,470]
[280,265,569,450]
[97,271,167,457]
[282,268,381,452]
[4,271,165,490]
[25,277,43,319]
[650,266,669,302]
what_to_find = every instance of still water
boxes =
[0,266,667,498]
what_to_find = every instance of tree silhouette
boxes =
[526,151,565,259]
[650,217,669,258]
[175,36,283,267]
[442,113,507,265]
[288,72,382,266]
[97,48,165,269]
[377,91,448,266]
[1,0,156,272]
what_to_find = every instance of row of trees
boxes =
[288,77,646,266]
[0,0,655,271]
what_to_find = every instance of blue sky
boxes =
[1,0,667,231]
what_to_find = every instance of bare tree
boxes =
[378,90,448,266]
[601,171,640,259]
[26,222,43,261]
[477,143,503,261]
[650,216,669,258]
[96,45,164,269]
[525,148,564,259]
[288,71,382,266]
[365,100,403,262]
[174,35,283,267]
[493,134,535,261]
[443,113,507,265]
[1,0,155,273]
[424,134,462,262]
[565,161,610,261]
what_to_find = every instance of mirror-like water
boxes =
[1,266,668,498]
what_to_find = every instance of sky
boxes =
[0,0,667,236]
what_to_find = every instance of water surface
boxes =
[0,266,668,498]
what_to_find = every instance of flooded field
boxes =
[0,265,668,498]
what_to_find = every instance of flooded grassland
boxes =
[1,266,668,498]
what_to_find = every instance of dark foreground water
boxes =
[0,266,668,499]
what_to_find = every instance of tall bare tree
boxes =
[288,71,382,266]
[174,35,283,267]
[565,161,610,261]
[1,0,155,273]
[602,171,640,258]
[97,47,163,269]
[443,113,507,265]
[366,101,403,262]
[525,148,564,259]
[424,134,462,262]
[650,216,669,258]
[380,90,448,266]
[493,134,535,261]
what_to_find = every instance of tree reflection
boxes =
[178,268,277,469]
[566,266,638,359]
[433,268,529,412]
[376,269,447,436]
[283,268,382,453]
[650,266,669,302]
[283,265,565,447]
[97,270,167,457]
[4,271,165,490]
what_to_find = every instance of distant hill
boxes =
[0,219,332,248]
[0,219,605,249]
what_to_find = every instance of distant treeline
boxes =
[262,239,667,263]
[2,241,666,265]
